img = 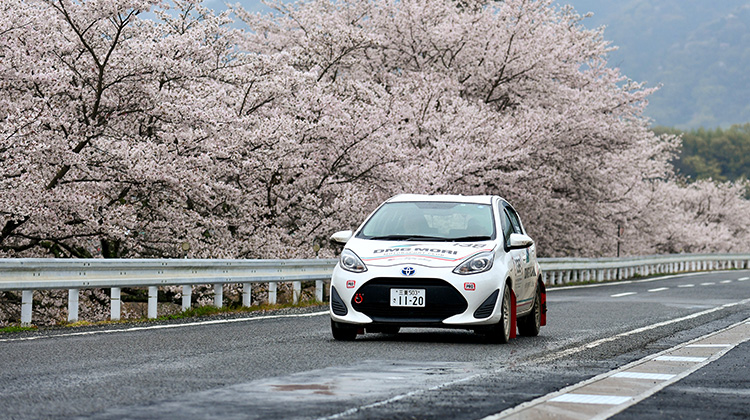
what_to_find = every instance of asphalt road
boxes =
[1,270,749,420]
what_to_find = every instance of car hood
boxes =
[346,238,496,268]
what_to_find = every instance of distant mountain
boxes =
[567,0,750,128]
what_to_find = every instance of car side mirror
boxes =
[330,230,354,245]
[508,233,533,250]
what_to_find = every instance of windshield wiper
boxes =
[449,235,492,242]
[368,235,450,241]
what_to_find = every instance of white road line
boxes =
[612,372,675,381]
[611,292,637,297]
[700,282,716,286]
[551,270,750,292]
[738,277,749,281]
[686,344,731,348]
[721,280,732,284]
[549,394,631,405]
[677,284,695,288]
[0,311,330,343]
[484,317,750,420]
[534,297,750,364]
[648,287,669,292]
[322,299,750,420]
[655,356,708,363]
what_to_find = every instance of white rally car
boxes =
[329,194,546,343]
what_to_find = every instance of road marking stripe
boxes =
[610,292,637,297]
[0,311,330,343]
[738,277,749,281]
[721,280,732,284]
[612,372,676,380]
[700,282,715,286]
[322,301,750,420]
[686,344,731,348]
[677,284,695,288]
[654,356,708,362]
[549,394,631,405]
[535,297,750,365]
[483,317,750,420]
[648,287,669,292]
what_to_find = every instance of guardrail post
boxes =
[182,285,191,312]
[315,280,324,302]
[214,283,223,308]
[292,281,301,304]
[242,283,252,307]
[21,290,33,326]
[111,287,121,321]
[268,282,277,304]
[148,286,158,319]
[68,289,79,323]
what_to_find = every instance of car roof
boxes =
[387,194,499,205]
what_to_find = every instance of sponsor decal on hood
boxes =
[357,242,494,267]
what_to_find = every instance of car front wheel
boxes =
[483,285,512,344]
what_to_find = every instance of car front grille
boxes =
[351,278,468,323]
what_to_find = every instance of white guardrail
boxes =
[2,253,750,326]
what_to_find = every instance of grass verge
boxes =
[0,325,38,333]
[155,300,325,321]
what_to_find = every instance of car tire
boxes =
[485,285,512,344]
[517,284,541,337]
[331,320,357,341]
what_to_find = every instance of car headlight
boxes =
[453,251,494,275]
[340,249,367,273]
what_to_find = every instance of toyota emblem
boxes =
[401,266,415,276]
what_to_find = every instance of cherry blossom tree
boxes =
[3,0,750,325]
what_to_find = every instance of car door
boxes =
[503,204,535,314]
[498,205,524,303]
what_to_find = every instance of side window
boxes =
[499,208,513,243]
[505,205,524,234]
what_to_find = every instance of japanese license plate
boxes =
[390,289,426,307]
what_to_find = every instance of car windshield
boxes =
[357,201,495,241]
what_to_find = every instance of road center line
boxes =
[320,297,750,420]
[648,287,669,292]
[534,297,750,364]
[678,284,695,288]
[484,317,750,420]
[611,292,637,297]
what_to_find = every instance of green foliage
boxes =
[654,124,750,183]
[0,325,38,334]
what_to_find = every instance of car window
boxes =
[357,201,496,241]
[505,206,523,234]
[500,208,513,244]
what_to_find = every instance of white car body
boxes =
[329,194,546,342]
